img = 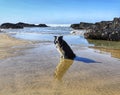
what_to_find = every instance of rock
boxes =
[70,24,81,29]
[37,24,48,27]
[0,22,48,29]
[71,17,120,41]
[16,22,48,27]
[70,22,94,29]
[0,23,23,29]
[16,22,36,27]
[79,22,94,29]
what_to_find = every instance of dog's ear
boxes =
[54,36,57,38]
[54,36,57,39]
[59,36,63,39]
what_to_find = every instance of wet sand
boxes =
[0,33,34,59]
[0,34,120,95]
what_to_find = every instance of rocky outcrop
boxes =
[16,22,36,27]
[37,24,48,27]
[0,23,23,29]
[71,17,120,41]
[71,22,94,29]
[70,24,81,29]
[16,22,48,27]
[0,22,48,29]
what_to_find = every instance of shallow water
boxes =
[88,40,120,59]
[4,27,92,46]
[7,26,120,59]
[0,43,120,95]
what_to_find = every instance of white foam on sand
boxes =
[70,29,87,36]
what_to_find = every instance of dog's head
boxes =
[54,36,63,45]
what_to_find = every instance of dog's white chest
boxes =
[56,44,64,56]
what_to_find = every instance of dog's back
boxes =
[54,36,76,59]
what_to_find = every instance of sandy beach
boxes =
[0,33,120,95]
[0,33,35,59]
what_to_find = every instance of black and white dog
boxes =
[54,36,76,59]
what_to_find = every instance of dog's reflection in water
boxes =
[54,58,74,81]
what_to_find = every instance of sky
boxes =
[0,0,119,24]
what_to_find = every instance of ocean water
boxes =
[3,25,92,46]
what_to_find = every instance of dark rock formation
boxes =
[0,22,48,29]
[71,17,120,41]
[70,24,81,29]
[16,22,36,27]
[71,22,94,29]
[37,24,48,27]
[0,23,23,29]
[16,22,48,27]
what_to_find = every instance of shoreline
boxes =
[0,33,34,59]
